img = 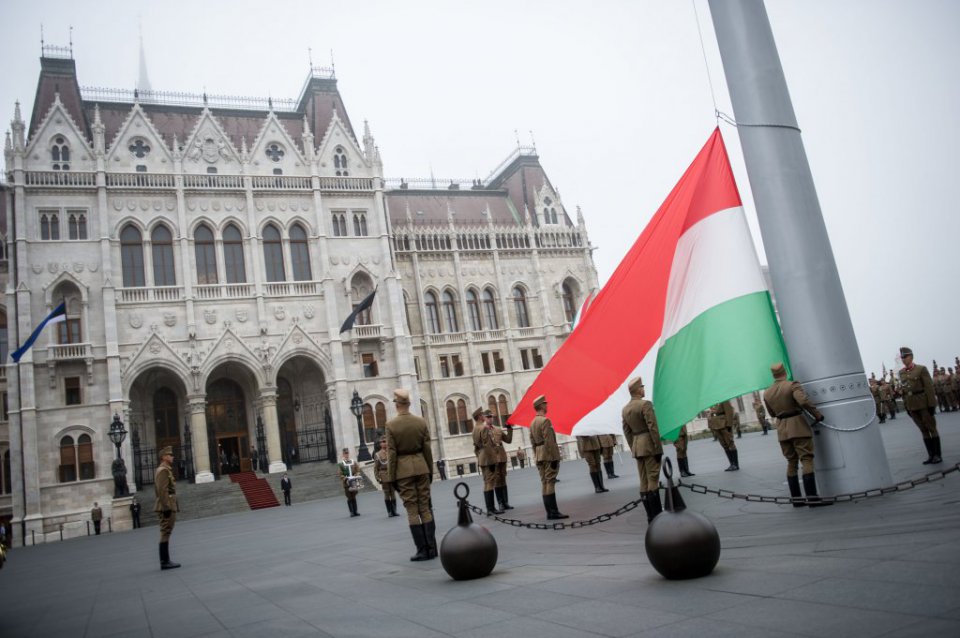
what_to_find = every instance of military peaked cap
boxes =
[393,388,411,405]
[627,377,644,394]
[533,395,547,408]
[900,346,913,357]
[158,446,174,457]
[770,362,787,378]
[472,407,485,421]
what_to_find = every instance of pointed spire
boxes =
[172,133,181,160]
[5,131,12,152]
[11,100,25,151]
[137,27,152,93]
[576,205,585,226]
[362,119,376,164]
[13,100,22,123]
[301,113,314,161]
[92,104,105,156]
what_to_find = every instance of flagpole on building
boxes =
[708,0,891,492]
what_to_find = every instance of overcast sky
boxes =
[3,0,957,401]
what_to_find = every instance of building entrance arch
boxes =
[205,378,251,476]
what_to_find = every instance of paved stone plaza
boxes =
[2,413,959,638]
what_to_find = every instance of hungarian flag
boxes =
[510,128,789,437]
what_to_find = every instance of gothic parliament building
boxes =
[0,47,598,544]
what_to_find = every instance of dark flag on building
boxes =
[11,300,67,362]
[339,288,378,333]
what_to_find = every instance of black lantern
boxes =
[350,390,372,461]
[108,414,130,497]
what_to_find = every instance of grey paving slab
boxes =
[1,415,959,638]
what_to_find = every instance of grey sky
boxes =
[2,0,957,393]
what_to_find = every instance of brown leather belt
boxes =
[776,410,801,418]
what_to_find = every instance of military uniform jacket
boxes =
[878,383,893,402]
[763,379,823,441]
[707,401,735,431]
[493,425,512,463]
[899,364,936,411]
[576,435,602,455]
[473,424,498,466]
[598,434,617,448]
[373,449,391,483]
[530,415,561,462]
[869,384,881,403]
[91,507,102,522]
[386,413,433,481]
[154,464,178,513]
[753,402,766,420]
[338,459,359,485]
[622,398,663,457]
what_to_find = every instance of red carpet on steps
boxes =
[229,471,280,509]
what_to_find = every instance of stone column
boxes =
[260,389,286,474]
[188,396,214,483]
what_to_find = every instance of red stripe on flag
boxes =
[510,128,741,434]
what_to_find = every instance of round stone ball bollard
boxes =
[440,483,498,581]
[644,458,721,580]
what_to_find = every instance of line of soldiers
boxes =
[869,376,899,423]
[472,407,514,515]
[932,362,960,413]
[574,434,620,494]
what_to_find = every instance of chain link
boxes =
[459,462,960,530]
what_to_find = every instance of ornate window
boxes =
[442,290,459,332]
[543,197,558,224]
[466,289,482,331]
[425,292,441,334]
[513,286,530,328]
[39,210,60,240]
[332,213,347,237]
[120,225,145,287]
[488,394,511,427]
[58,433,94,482]
[262,224,285,282]
[57,298,82,345]
[67,210,88,240]
[353,212,367,236]
[128,137,151,158]
[151,225,176,286]
[194,224,218,285]
[222,224,246,284]
[334,146,349,176]
[265,143,285,162]
[457,399,472,434]
[289,224,312,281]
[446,400,459,436]
[51,136,70,171]
[482,288,499,329]
[562,282,577,323]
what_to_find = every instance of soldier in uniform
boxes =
[575,434,609,493]
[490,411,514,511]
[674,424,694,477]
[599,434,620,479]
[899,347,942,464]
[763,362,830,507]
[338,448,361,517]
[90,502,103,535]
[707,401,739,471]
[530,395,568,520]
[733,411,742,439]
[373,437,400,517]
[753,398,770,435]
[516,447,526,468]
[869,377,886,423]
[386,389,437,561]
[878,379,895,420]
[949,367,960,411]
[130,496,141,529]
[154,446,181,570]
[621,377,663,522]
[473,407,502,515]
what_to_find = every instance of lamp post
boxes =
[350,390,372,461]
[108,414,130,497]
[256,414,268,474]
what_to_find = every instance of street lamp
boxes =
[350,390,372,461]
[108,414,130,497]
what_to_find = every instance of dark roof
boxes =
[385,190,521,226]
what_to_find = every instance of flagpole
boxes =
[709,0,891,493]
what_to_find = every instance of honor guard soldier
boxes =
[878,379,896,420]
[707,401,739,471]
[869,377,887,423]
[576,434,609,493]
[949,368,960,411]
[621,377,663,522]
[599,434,620,478]
[490,411,514,511]
[338,448,361,517]
[374,437,400,517]
[154,446,181,570]
[473,407,503,515]
[898,347,942,464]
[386,389,437,561]
[90,502,103,535]
[530,395,569,520]
[674,424,694,477]
[753,398,770,434]
[763,362,830,507]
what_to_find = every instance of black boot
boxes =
[729,449,740,471]
[922,438,935,464]
[384,500,393,517]
[424,520,438,559]
[931,437,943,464]
[496,486,514,510]
[590,472,609,493]
[639,493,652,521]
[724,449,738,471]
[678,457,694,477]
[787,475,805,507]
[160,542,180,570]
[389,499,400,517]
[409,525,430,561]
[604,461,619,479]
[646,489,663,522]
[802,473,832,507]
[484,490,503,515]
[349,500,360,517]
[545,494,569,520]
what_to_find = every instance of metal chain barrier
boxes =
[461,496,646,531]
[676,462,960,506]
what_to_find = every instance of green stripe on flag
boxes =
[653,291,790,440]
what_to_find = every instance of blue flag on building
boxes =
[339,288,377,334]
[11,301,67,363]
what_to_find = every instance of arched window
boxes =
[154,387,180,449]
[562,282,577,323]
[466,289,482,331]
[56,293,82,344]
[151,225,176,286]
[289,224,312,281]
[425,292,441,334]
[194,224,217,285]
[68,211,88,240]
[362,403,377,445]
[350,274,375,326]
[58,433,94,483]
[375,402,387,430]
[482,288,499,329]
[498,395,510,426]
[446,400,459,436]
[262,224,285,281]
[58,435,76,482]
[51,136,70,171]
[222,224,246,283]
[40,211,60,240]
[513,286,530,328]
[352,213,367,236]
[457,399,472,434]
[120,225,145,287]
[334,146,349,176]
[442,290,459,332]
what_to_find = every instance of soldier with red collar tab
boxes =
[899,347,942,464]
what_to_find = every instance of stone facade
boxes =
[0,51,597,545]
